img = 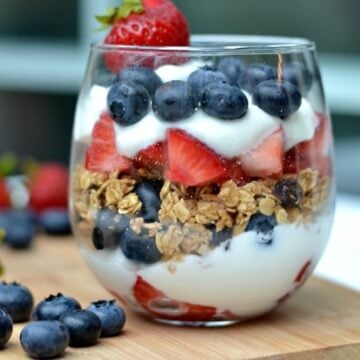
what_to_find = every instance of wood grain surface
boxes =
[1,235,360,360]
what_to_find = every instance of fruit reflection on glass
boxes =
[70,0,335,326]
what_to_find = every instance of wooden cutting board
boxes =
[1,235,360,360]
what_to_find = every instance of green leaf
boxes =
[0,153,18,177]
[95,0,144,30]
[21,157,39,179]
[116,0,144,19]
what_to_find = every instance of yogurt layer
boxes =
[74,61,319,158]
[81,210,332,317]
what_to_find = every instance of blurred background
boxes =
[0,0,359,195]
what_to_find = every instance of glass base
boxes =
[154,318,241,328]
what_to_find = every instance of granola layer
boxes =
[73,165,330,262]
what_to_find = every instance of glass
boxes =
[70,35,335,327]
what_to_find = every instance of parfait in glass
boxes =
[71,35,335,326]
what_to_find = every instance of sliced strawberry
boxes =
[85,113,131,173]
[294,260,312,284]
[165,129,226,186]
[134,142,166,170]
[240,128,284,178]
[134,276,217,321]
[0,179,10,208]
[220,158,248,185]
[284,113,332,176]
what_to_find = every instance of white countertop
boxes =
[315,193,360,292]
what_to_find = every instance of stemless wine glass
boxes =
[70,35,335,327]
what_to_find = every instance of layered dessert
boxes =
[72,56,334,323]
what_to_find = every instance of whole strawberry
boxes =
[29,164,68,212]
[97,0,190,72]
[0,179,10,208]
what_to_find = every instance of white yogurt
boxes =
[282,99,319,151]
[74,61,319,158]
[114,105,280,158]
[155,60,206,83]
[74,85,109,142]
[81,210,332,317]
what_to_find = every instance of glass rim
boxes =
[91,35,316,54]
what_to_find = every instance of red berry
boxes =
[284,113,332,176]
[294,260,312,284]
[133,276,217,321]
[220,158,248,185]
[29,164,69,212]
[166,129,226,186]
[85,113,131,173]
[240,128,284,178]
[0,179,10,208]
[100,0,190,72]
[134,142,166,170]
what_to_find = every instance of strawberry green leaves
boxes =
[96,0,145,30]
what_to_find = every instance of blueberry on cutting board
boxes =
[60,310,101,347]
[0,282,34,322]
[87,300,126,337]
[0,210,35,249]
[32,293,81,321]
[0,307,13,348]
[39,208,71,235]
[20,321,69,359]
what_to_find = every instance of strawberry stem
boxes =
[96,0,145,29]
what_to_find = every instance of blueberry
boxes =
[120,228,162,264]
[201,81,248,120]
[208,226,232,247]
[152,80,197,122]
[60,310,101,347]
[20,321,69,359]
[32,293,81,321]
[218,57,246,85]
[238,64,277,93]
[253,80,302,118]
[87,300,126,337]
[0,210,35,249]
[135,180,162,222]
[92,209,129,250]
[0,282,34,322]
[107,81,150,126]
[0,307,12,348]
[39,208,71,235]
[117,66,162,96]
[282,62,313,93]
[273,179,303,207]
[188,66,229,103]
[246,213,277,245]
